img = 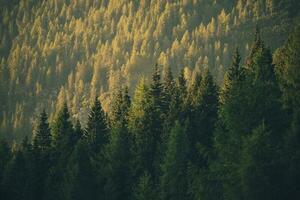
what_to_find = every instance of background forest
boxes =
[0,0,299,140]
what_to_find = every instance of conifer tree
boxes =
[274,26,300,199]
[240,122,280,200]
[104,124,132,200]
[45,103,75,200]
[52,103,74,153]
[32,111,52,200]
[162,65,175,113]
[68,140,98,200]
[85,96,108,152]
[33,110,51,151]
[73,119,83,145]
[129,78,157,178]
[111,87,131,126]
[189,68,218,163]
[134,171,157,200]
[160,121,189,200]
[2,138,35,200]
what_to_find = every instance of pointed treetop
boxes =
[228,47,243,82]
[33,109,51,151]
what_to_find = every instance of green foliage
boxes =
[104,124,132,200]
[160,121,190,200]
[33,110,51,151]
[134,171,157,200]
[85,97,108,152]
[0,3,299,199]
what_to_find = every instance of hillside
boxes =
[0,0,299,140]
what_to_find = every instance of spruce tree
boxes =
[189,68,218,163]
[33,110,51,151]
[104,124,132,200]
[68,140,98,200]
[134,171,157,200]
[240,122,280,200]
[274,26,300,199]
[160,121,189,200]
[32,111,52,200]
[129,78,157,178]
[52,103,74,153]
[85,96,108,152]
[45,103,75,200]
[2,138,35,200]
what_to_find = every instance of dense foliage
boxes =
[0,0,300,140]
[1,26,300,199]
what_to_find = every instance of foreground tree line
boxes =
[0,27,299,200]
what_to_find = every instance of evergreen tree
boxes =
[240,122,281,200]
[274,25,300,199]
[104,124,132,200]
[129,78,155,178]
[134,171,157,200]
[162,65,175,114]
[2,138,35,200]
[85,96,108,152]
[73,119,83,145]
[111,87,131,126]
[68,140,98,200]
[52,103,74,153]
[45,103,75,200]
[189,68,218,163]
[160,121,190,200]
[33,110,51,151]
[32,111,52,200]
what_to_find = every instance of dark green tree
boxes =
[160,121,190,200]
[2,138,35,200]
[45,103,75,200]
[274,25,300,199]
[134,171,157,200]
[32,110,52,200]
[52,103,74,153]
[33,110,51,151]
[68,140,98,200]
[104,124,132,200]
[240,122,280,200]
[85,96,108,152]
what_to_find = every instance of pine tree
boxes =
[160,121,189,200]
[45,103,75,200]
[104,124,132,200]
[213,47,249,200]
[134,171,157,200]
[68,140,98,200]
[32,111,52,200]
[85,96,108,152]
[240,122,281,200]
[33,110,51,151]
[2,138,35,200]
[274,25,300,199]
[111,87,131,126]
[189,68,218,163]
[52,103,74,153]
[129,78,156,178]
[73,119,83,145]
[162,65,175,114]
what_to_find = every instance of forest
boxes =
[0,0,300,140]
[0,26,300,199]
[0,0,300,200]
